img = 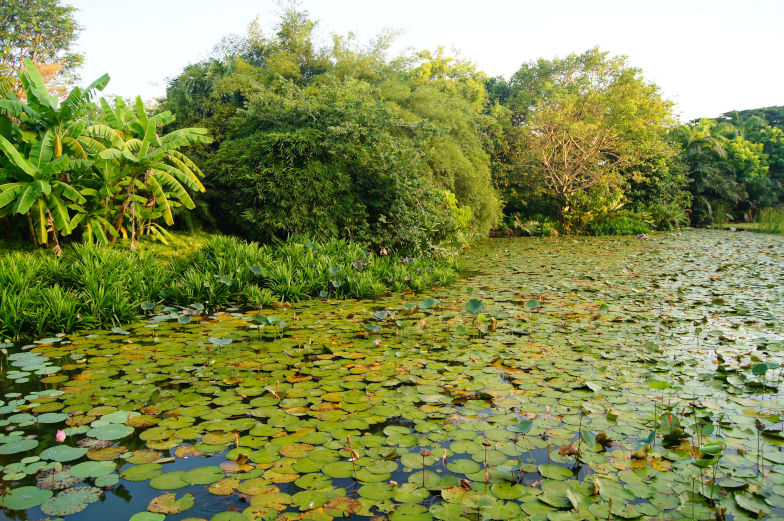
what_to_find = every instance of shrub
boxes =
[587,214,651,236]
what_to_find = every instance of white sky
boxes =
[68,0,783,122]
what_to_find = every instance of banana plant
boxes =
[87,96,211,248]
[0,59,109,158]
[0,133,86,246]
[0,59,109,248]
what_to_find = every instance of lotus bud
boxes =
[55,429,66,443]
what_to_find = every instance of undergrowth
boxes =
[0,235,458,340]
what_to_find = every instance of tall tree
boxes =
[0,0,83,98]
[502,48,677,231]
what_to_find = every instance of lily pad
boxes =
[87,423,134,440]
[148,492,195,514]
[0,486,53,510]
[40,445,89,462]
[41,486,102,516]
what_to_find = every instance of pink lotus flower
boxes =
[55,430,66,443]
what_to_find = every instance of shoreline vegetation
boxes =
[0,234,458,341]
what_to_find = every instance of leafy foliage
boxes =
[161,8,499,252]
[0,234,457,339]
[489,48,678,233]
[0,59,211,249]
[0,0,83,97]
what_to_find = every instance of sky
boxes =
[68,0,784,122]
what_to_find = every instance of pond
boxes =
[1,230,783,521]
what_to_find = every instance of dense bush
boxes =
[587,214,651,236]
[0,235,458,340]
[161,9,499,252]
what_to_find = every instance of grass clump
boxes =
[755,208,784,235]
[0,234,457,340]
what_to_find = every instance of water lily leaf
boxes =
[149,471,189,490]
[96,473,120,487]
[40,445,89,462]
[70,460,116,478]
[120,463,163,481]
[393,483,430,503]
[0,486,53,510]
[182,466,224,485]
[491,481,527,500]
[324,495,362,516]
[0,438,39,454]
[509,420,532,434]
[389,503,433,520]
[466,299,484,315]
[446,459,481,474]
[86,423,134,441]
[130,513,165,521]
[735,493,771,515]
[358,482,395,501]
[36,465,86,490]
[538,464,573,480]
[40,486,102,516]
[36,412,69,423]
[147,492,195,514]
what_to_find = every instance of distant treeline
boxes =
[3,3,783,253]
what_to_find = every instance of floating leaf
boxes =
[0,486,53,510]
[40,445,89,462]
[70,460,116,478]
[147,492,195,514]
[87,423,134,441]
[41,486,102,516]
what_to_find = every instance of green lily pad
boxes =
[130,513,165,521]
[121,463,163,481]
[538,464,573,480]
[358,482,395,501]
[182,466,224,485]
[149,471,189,490]
[71,460,116,478]
[40,445,89,462]
[446,459,481,474]
[393,483,430,503]
[36,412,69,423]
[96,473,120,487]
[0,486,53,510]
[87,423,134,441]
[0,438,39,454]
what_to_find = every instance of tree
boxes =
[673,119,771,223]
[161,9,492,252]
[503,48,677,231]
[0,0,83,98]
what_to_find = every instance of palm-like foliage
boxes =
[87,97,211,248]
[0,58,211,250]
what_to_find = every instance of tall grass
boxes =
[0,235,458,340]
[755,208,784,235]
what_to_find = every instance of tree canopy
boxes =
[0,0,83,97]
